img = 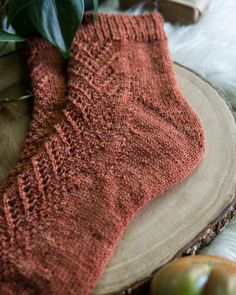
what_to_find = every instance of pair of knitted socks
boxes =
[0,13,205,295]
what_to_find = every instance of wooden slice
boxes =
[93,63,236,294]
[1,52,236,295]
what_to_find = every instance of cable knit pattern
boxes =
[0,13,205,295]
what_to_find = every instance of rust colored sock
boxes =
[0,13,205,295]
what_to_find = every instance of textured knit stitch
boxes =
[0,37,66,193]
[0,13,205,295]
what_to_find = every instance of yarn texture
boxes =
[0,13,205,295]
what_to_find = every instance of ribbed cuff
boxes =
[77,12,166,42]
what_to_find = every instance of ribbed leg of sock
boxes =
[0,13,205,295]
[23,37,67,154]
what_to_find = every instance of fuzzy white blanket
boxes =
[100,0,236,261]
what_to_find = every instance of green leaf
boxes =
[26,0,84,58]
[0,30,25,42]
[11,8,37,36]
[7,0,38,27]
[93,0,99,20]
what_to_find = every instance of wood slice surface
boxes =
[1,53,236,295]
[94,63,236,294]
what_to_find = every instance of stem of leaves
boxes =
[93,0,99,20]
[0,94,32,104]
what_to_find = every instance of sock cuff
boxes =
[77,12,166,42]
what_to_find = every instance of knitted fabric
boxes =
[0,38,66,194]
[0,13,205,295]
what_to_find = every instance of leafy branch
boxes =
[0,0,95,58]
